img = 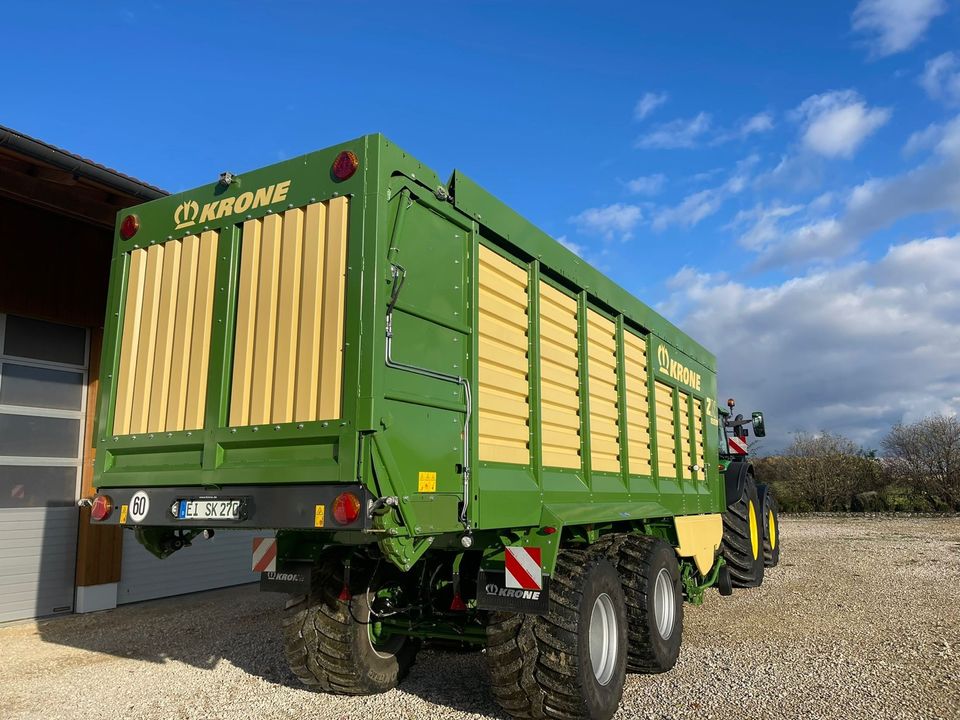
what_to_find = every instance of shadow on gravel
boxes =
[34,584,505,717]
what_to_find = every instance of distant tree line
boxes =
[753,414,960,513]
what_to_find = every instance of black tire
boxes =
[757,484,781,568]
[721,472,765,588]
[591,534,683,673]
[486,550,628,720]
[282,559,420,694]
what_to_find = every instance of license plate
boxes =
[176,499,243,520]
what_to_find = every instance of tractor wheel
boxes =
[282,559,420,694]
[757,484,781,568]
[591,534,683,673]
[721,472,765,588]
[486,550,628,720]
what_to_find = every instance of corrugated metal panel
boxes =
[693,398,705,479]
[679,391,693,480]
[539,282,580,469]
[624,332,650,476]
[655,381,677,479]
[113,231,219,435]
[0,508,77,622]
[229,198,349,427]
[118,529,267,605]
[587,311,619,473]
[477,246,530,465]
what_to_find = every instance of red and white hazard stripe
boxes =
[727,436,748,455]
[252,537,277,573]
[505,547,542,590]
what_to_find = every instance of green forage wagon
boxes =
[90,135,779,720]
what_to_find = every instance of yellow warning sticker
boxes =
[119,505,128,524]
[314,505,325,528]
[418,471,437,493]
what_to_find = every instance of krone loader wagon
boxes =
[89,135,780,720]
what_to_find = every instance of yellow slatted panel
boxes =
[478,246,530,464]
[129,244,165,434]
[294,202,327,420]
[113,231,220,435]
[113,249,147,435]
[167,235,201,431]
[228,198,350,427]
[147,240,182,432]
[623,331,650,475]
[183,231,218,430]
[272,208,304,424]
[587,310,619,473]
[229,222,261,427]
[679,390,693,479]
[539,282,580,469]
[693,398,705,479]
[655,380,677,479]
[249,214,283,425]
[317,197,349,420]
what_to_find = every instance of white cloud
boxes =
[903,120,947,156]
[625,174,666,195]
[710,112,777,145]
[652,156,757,230]
[730,204,804,251]
[661,234,960,450]
[745,114,960,268]
[556,235,585,258]
[570,203,643,241]
[635,112,712,149]
[740,112,775,136]
[920,52,960,105]
[634,92,668,121]
[793,90,891,158]
[852,0,947,57]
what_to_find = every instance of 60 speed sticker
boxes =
[128,491,150,523]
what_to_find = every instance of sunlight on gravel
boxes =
[1,516,958,720]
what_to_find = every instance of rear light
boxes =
[120,214,140,240]
[332,150,359,181]
[332,492,362,525]
[91,494,113,522]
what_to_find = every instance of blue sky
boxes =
[5,1,960,450]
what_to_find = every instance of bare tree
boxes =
[756,432,883,511]
[883,415,960,510]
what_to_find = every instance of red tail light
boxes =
[332,151,359,181]
[91,494,113,522]
[120,214,140,240]
[332,492,362,525]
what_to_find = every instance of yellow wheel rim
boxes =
[769,510,777,550]
[748,501,759,560]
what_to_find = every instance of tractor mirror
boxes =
[752,411,766,438]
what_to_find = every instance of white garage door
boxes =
[118,529,265,604]
[0,315,87,623]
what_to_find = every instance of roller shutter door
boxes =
[0,315,87,622]
[117,529,265,604]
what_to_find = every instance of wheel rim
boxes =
[769,510,777,550]
[367,615,404,659]
[653,567,676,640]
[588,593,618,686]
[748,500,759,560]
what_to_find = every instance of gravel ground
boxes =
[2,516,959,720]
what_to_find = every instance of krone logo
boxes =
[175,200,199,230]
[657,344,670,373]
[656,344,703,391]
[171,180,291,232]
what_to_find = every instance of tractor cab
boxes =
[719,398,765,459]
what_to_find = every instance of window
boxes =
[0,315,87,509]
